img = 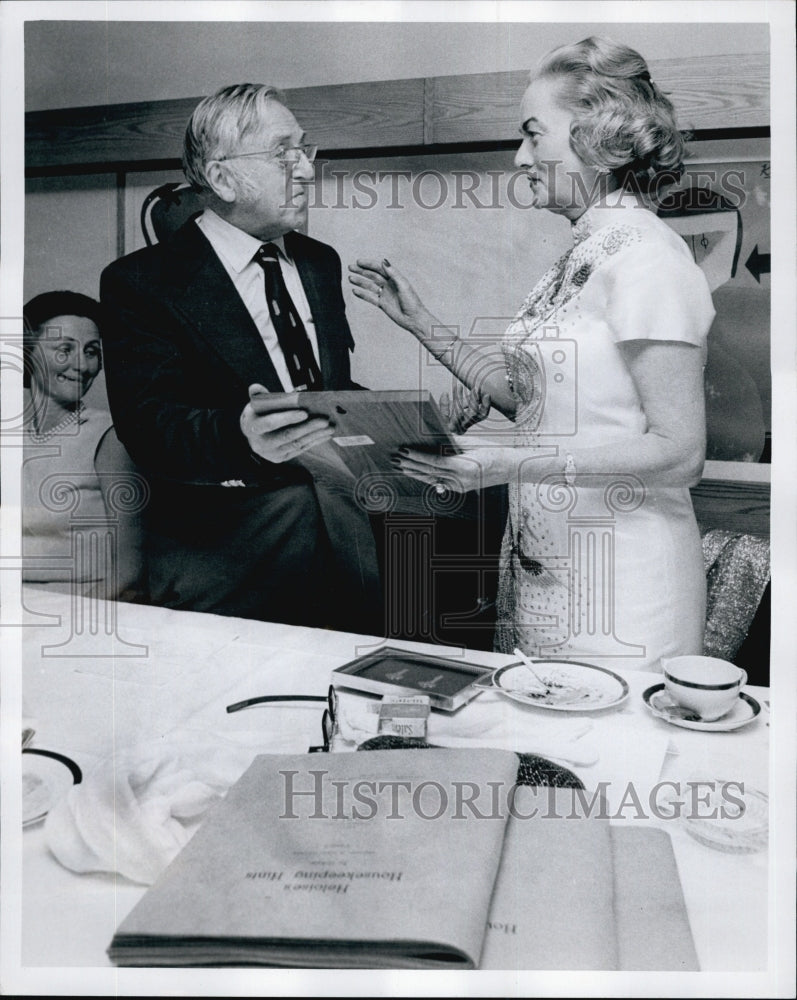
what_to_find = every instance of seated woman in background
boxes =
[23,291,146,601]
[351,37,715,671]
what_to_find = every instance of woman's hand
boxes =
[348,258,433,338]
[440,383,491,434]
[348,258,520,422]
[392,444,514,494]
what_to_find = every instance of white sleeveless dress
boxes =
[23,402,114,594]
[494,195,716,672]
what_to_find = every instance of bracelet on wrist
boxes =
[436,337,459,364]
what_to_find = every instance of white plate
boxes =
[491,659,629,712]
[642,684,761,731]
[22,749,81,827]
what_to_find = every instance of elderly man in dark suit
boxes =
[100,83,381,633]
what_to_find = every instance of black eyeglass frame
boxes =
[225,685,338,753]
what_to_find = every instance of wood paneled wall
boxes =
[26,52,769,173]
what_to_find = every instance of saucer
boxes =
[642,684,761,731]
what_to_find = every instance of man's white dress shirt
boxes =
[196,209,321,391]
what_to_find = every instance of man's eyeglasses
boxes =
[226,684,338,753]
[218,143,318,166]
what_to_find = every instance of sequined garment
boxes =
[494,196,716,671]
[701,528,770,663]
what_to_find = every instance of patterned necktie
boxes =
[254,243,323,390]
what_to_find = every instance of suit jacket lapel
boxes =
[167,222,284,392]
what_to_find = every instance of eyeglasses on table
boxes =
[226,684,338,753]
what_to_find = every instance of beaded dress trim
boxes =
[502,214,644,413]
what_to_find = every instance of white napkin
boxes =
[44,732,255,885]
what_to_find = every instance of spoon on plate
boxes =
[512,648,552,695]
[661,704,701,722]
[652,698,701,723]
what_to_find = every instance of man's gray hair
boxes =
[182,83,285,193]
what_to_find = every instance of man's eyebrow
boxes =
[272,130,306,145]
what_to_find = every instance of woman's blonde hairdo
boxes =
[534,36,685,187]
[183,83,285,193]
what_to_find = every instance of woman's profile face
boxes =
[515,75,606,220]
[30,314,101,408]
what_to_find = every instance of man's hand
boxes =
[240,384,334,464]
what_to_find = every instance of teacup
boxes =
[661,656,747,722]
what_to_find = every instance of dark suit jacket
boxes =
[100,219,381,630]
[100,221,359,485]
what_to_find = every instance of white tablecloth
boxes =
[12,585,774,987]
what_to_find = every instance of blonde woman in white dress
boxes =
[349,37,715,671]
